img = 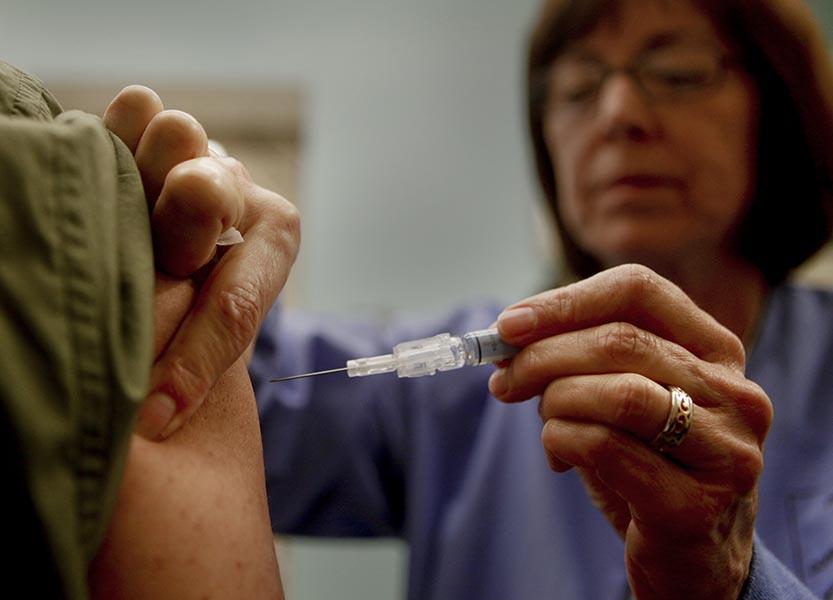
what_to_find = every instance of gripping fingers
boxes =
[541,374,673,440]
[540,419,704,530]
[540,374,708,466]
[135,109,209,204]
[103,85,164,152]
[152,157,246,277]
[497,264,746,370]
[538,372,766,496]
[136,181,300,441]
[489,321,699,405]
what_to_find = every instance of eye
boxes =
[640,48,721,95]
[549,61,605,106]
[647,65,713,88]
[558,82,600,104]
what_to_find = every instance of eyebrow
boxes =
[641,28,724,52]
[562,27,726,61]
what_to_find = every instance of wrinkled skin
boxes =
[103,86,301,440]
[492,265,771,599]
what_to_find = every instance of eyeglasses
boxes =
[547,45,735,111]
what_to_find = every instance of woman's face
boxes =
[544,0,759,270]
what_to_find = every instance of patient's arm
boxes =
[88,278,282,599]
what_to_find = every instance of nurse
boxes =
[254,1,833,598]
[113,0,833,598]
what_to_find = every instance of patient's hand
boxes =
[103,85,301,440]
[88,87,289,598]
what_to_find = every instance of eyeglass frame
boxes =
[541,44,740,113]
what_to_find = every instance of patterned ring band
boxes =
[650,385,694,452]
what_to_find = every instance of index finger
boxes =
[496,264,745,369]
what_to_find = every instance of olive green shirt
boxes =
[0,61,153,598]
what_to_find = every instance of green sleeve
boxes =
[0,61,154,598]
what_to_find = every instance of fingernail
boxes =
[159,414,184,440]
[545,451,560,472]
[135,393,176,440]
[489,368,508,397]
[498,306,536,338]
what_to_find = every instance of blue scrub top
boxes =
[251,284,833,599]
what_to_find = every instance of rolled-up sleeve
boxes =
[0,61,154,599]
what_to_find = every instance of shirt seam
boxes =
[53,123,113,554]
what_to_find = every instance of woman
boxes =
[493,0,833,597]
[252,0,833,598]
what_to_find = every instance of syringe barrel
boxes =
[462,329,518,365]
[346,335,466,379]
[347,330,518,379]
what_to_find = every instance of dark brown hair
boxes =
[527,0,833,285]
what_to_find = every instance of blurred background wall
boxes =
[5,0,554,317]
[3,1,832,598]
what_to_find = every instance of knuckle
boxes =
[615,264,677,312]
[730,444,764,494]
[514,343,550,383]
[584,427,618,464]
[612,375,649,426]
[218,280,263,348]
[217,156,254,183]
[622,263,660,296]
[279,200,302,241]
[274,215,302,263]
[598,322,646,365]
[220,155,245,173]
[722,333,747,371]
[543,288,576,326]
[539,381,561,421]
[733,380,774,441]
[258,193,302,253]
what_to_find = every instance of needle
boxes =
[269,367,349,383]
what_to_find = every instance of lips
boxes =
[602,174,683,190]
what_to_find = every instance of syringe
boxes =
[269,328,518,383]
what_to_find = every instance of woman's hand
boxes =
[490,264,773,600]
[103,85,301,440]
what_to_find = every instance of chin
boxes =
[584,231,693,271]
[586,211,703,253]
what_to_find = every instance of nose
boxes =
[595,73,661,142]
